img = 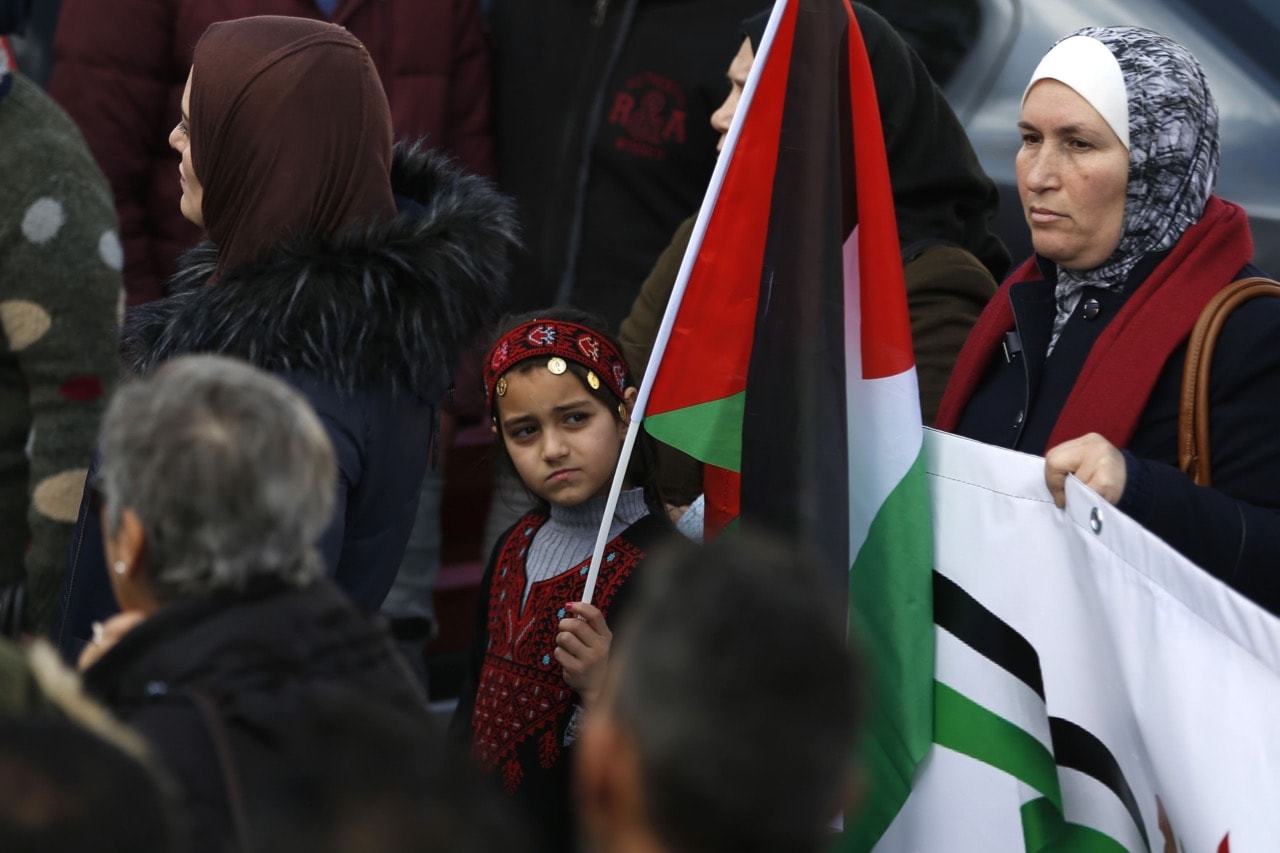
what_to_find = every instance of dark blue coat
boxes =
[51,145,515,659]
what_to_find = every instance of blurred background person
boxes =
[0,717,178,853]
[937,27,1280,613]
[251,697,533,853]
[51,16,514,659]
[576,532,865,853]
[79,355,432,853]
[0,637,179,853]
[1,0,53,87]
[0,1,120,637]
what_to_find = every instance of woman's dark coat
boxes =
[940,200,1280,612]
[51,145,515,658]
[82,579,429,853]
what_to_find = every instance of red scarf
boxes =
[936,197,1254,448]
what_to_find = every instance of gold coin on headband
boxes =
[496,376,508,396]
[617,403,628,421]
[547,357,567,375]
[586,370,601,390]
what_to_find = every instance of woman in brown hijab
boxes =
[53,16,517,658]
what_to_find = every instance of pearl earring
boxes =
[113,561,127,576]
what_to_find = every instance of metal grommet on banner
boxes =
[1089,506,1103,534]
[495,376,508,397]
[547,357,567,375]
[586,370,601,390]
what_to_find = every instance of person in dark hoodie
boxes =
[78,354,432,853]
[487,0,762,327]
[50,15,516,660]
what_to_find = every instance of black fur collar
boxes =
[123,142,517,401]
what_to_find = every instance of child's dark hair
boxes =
[487,306,667,519]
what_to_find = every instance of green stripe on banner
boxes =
[1021,798,1130,853]
[935,682,1063,810]
[644,391,745,473]
[841,451,933,850]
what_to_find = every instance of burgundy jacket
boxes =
[50,0,495,306]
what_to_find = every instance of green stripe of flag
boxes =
[934,682,1063,810]
[842,450,933,850]
[1021,798,1130,853]
[644,391,745,473]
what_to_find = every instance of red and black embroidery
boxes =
[483,318,631,404]
[470,514,641,791]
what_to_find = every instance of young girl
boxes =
[451,308,671,853]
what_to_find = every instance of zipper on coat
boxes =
[55,482,93,650]
[553,0,639,305]
[1010,313,1032,449]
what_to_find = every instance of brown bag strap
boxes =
[185,687,254,852]
[1179,276,1280,486]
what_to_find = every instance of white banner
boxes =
[877,430,1280,852]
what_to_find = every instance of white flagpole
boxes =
[579,0,789,604]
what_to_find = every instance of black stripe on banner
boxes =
[933,570,1045,700]
[934,574,1148,848]
[1049,717,1151,852]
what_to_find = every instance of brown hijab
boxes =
[189,16,396,275]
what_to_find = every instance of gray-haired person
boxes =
[77,354,430,853]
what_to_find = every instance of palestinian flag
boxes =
[633,0,933,846]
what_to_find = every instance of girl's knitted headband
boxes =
[484,319,631,406]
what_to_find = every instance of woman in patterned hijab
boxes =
[937,27,1280,614]
[1027,26,1221,352]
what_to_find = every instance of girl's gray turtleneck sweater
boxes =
[523,488,648,603]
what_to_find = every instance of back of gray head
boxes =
[97,355,335,599]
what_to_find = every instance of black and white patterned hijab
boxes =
[1030,26,1220,351]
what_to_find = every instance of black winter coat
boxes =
[51,144,516,658]
[954,258,1280,612]
[82,580,428,853]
